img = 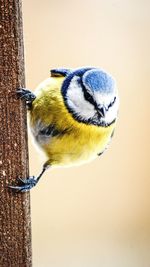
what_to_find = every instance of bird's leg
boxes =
[17,88,36,109]
[8,163,50,192]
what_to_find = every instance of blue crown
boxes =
[82,69,115,94]
[61,67,94,97]
[61,67,115,97]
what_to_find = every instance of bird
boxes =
[10,67,119,192]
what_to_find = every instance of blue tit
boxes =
[10,67,119,192]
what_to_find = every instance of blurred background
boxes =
[22,0,150,266]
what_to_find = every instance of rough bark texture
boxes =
[0,0,32,266]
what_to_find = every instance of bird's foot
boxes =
[17,88,36,107]
[8,176,38,192]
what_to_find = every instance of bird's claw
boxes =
[8,176,37,192]
[17,88,36,102]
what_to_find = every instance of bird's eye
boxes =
[86,92,93,102]
[83,89,95,106]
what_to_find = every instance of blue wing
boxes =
[50,68,72,77]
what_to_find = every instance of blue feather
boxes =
[82,69,115,94]
[50,68,71,77]
[61,67,94,97]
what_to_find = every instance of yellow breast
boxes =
[29,77,115,166]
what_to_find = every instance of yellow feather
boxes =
[30,77,115,167]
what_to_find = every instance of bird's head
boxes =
[61,67,119,126]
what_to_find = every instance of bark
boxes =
[0,0,32,266]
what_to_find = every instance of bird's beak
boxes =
[97,106,106,117]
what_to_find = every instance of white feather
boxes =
[66,75,119,125]
[66,76,95,120]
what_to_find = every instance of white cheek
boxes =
[105,107,117,123]
[102,97,119,124]
[94,90,119,124]
[66,76,95,119]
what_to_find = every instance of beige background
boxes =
[22,0,150,266]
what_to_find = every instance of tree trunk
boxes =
[0,0,32,266]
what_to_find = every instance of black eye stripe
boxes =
[84,90,95,104]
[80,77,116,110]
[108,96,116,108]
[80,79,97,108]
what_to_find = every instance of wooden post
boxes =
[0,0,32,266]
